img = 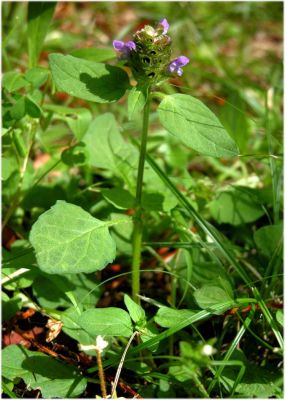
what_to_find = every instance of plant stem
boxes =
[96,349,107,399]
[131,86,151,303]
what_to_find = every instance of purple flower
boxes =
[168,56,189,76]
[113,40,136,59]
[159,18,169,34]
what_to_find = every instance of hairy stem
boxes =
[131,87,151,303]
[96,349,107,398]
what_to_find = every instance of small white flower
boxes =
[95,335,109,353]
[201,344,216,356]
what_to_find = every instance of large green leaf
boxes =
[158,94,239,158]
[2,345,87,398]
[78,307,133,337]
[27,2,56,68]
[49,53,130,103]
[29,200,116,274]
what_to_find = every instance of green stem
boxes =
[131,87,151,303]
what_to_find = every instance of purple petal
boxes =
[125,41,136,51]
[174,56,189,67]
[159,18,169,34]
[113,40,125,51]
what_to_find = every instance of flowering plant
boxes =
[3,4,282,399]
[113,18,189,84]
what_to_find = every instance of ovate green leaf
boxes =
[194,278,234,312]
[29,200,116,274]
[78,307,133,337]
[49,53,129,103]
[158,94,239,158]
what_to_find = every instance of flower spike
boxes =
[113,19,190,83]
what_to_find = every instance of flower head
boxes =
[113,18,189,84]
[168,56,189,76]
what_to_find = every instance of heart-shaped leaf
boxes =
[29,200,116,274]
